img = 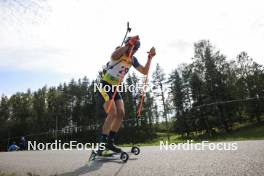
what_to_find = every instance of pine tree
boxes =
[152,63,170,141]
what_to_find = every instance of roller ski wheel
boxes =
[131,146,140,155]
[88,150,97,162]
[120,152,129,162]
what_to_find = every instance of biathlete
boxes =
[96,35,156,154]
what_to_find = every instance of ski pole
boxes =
[136,51,154,118]
[121,22,132,47]
[105,22,132,113]
[106,45,135,113]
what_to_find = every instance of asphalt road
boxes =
[0,140,264,176]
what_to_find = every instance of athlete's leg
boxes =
[97,83,119,154]
[111,99,125,132]
[97,83,123,153]
[96,100,118,155]
[104,99,125,153]
[102,100,118,135]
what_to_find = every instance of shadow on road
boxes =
[58,161,103,176]
[58,157,137,176]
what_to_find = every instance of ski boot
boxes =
[106,140,122,153]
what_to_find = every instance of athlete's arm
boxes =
[136,58,152,75]
[111,45,129,60]
[136,47,156,75]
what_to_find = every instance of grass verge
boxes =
[121,122,264,147]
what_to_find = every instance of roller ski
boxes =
[89,145,140,163]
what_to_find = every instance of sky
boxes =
[0,0,264,96]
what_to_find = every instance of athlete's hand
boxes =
[148,47,156,58]
[128,35,140,46]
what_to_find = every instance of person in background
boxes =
[19,136,27,150]
[8,142,20,151]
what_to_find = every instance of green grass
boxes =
[121,122,264,147]
[0,172,16,176]
[210,123,264,141]
[121,132,182,147]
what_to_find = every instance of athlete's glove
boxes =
[128,35,140,46]
[148,47,156,59]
